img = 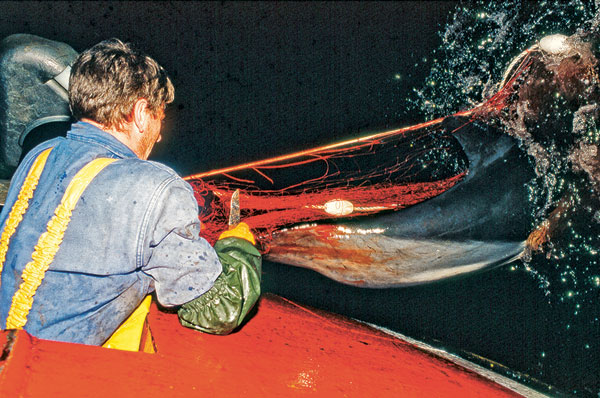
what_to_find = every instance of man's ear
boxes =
[132,98,149,134]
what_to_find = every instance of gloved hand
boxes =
[178,231,261,335]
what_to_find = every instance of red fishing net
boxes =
[185,50,534,250]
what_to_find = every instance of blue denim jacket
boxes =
[0,122,221,345]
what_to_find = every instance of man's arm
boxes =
[141,175,261,334]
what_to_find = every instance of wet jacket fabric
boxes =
[0,121,222,345]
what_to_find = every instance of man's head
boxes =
[69,39,174,159]
[69,38,174,127]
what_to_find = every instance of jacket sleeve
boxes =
[178,236,262,335]
[141,175,222,307]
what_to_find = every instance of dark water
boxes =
[1,1,598,396]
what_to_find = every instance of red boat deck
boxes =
[0,293,536,397]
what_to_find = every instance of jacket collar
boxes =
[66,121,138,159]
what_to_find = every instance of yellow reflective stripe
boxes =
[0,148,53,288]
[6,157,117,330]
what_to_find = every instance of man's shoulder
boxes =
[114,158,179,175]
[106,158,189,190]
[80,157,196,213]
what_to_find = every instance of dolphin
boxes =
[265,118,536,287]
[181,33,600,288]
[264,33,600,287]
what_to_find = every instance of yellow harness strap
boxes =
[6,157,117,330]
[3,153,153,351]
[102,295,153,352]
[0,148,53,288]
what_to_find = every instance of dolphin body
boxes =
[265,33,600,287]
[266,118,537,287]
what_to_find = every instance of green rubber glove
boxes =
[178,237,262,335]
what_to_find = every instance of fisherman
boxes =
[0,39,261,349]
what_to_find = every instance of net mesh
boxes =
[185,51,533,250]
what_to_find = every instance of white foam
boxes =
[539,34,569,54]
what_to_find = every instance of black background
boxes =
[1,1,457,174]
